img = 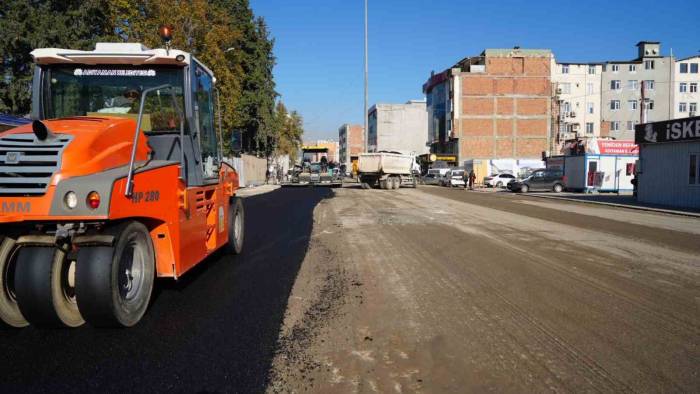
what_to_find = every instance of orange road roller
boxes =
[0,41,245,328]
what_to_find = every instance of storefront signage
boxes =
[596,140,638,155]
[635,116,700,144]
[434,155,457,162]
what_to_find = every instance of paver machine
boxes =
[0,36,245,328]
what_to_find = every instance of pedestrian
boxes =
[463,170,469,190]
[468,170,476,190]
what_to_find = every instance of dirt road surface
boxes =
[268,185,699,393]
[1,185,697,393]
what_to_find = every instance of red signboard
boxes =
[596,140,639,155]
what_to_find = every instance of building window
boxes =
[610,100,621,110]
[646,100,655,110]
[691,83,698,93]
[587,102,594,114]
[588,65,596,74]
[690,102,697,114]
[680,83,688,93]
[644,60,655,70]
[560,83,571,94]
[627,121,637,131]
[628,80,638,91]
[586,122,594,134]
[611,121,620,131]
[680,102,687,112]
[629,64,637,72]
[690,154,698,185]
[587,83,594,95]
[562,64,569,74]
[611,80,621,90]
[680,63,689,73]
[611,64,620,72]
[563,101,571,113]
[628,100,638,110]
[692,64,699,73]
[644,80,655,90]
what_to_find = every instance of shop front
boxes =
[635,116,700,209]
[547,139,638,192]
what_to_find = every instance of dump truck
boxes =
[0,36,245,328]
[358,151,418,190]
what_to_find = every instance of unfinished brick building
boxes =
[424,48,552,177]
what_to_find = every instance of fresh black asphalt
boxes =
[0,187,332,393]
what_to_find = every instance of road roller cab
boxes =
[0,41,245,328]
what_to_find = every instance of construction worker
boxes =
[468,170,476,190]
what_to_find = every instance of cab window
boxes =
[194,64,218,178]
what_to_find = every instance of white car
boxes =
[444,169,466,187]
[484,173,516,188]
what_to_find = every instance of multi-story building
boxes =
[601,42,675,141]
[551,61,603,142]
[674,55,700,119]
[424,48,552,170]
[367,100,428,154]
[338,124,364,169]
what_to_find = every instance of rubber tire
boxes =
[553,183,563,193]
[496,182,503,188]
[225,197,245,255]
[520,184,529,193]
[0,237,28,327]
[14,246,84,328]
[360,182,370,189]
[76,221,155,327]
[380,179,388,190]
[392,177,400,190]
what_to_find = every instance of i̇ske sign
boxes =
[635,115,700,144]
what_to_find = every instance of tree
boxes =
[274,101,304,161]
[0,0,114,114]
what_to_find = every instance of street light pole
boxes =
[364,0,369,152]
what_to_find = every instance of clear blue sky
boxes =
[250,0,699,141]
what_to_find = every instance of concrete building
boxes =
[338,124,364,169]
[674,55,700,119]
[424,48,552,175]
[367,100,429,154]
[601,42,675,141]
[551,60,603,143]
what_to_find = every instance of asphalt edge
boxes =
[522,193,700,218]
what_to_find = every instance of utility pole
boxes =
[640,81,647,124]
[363,0,369,152]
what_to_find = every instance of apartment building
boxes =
[338,123,364,169]
[601,42,675,141]
[551,61,603,141]
[367,100,429,154]
[674,55,700,119]
[424,48,552,168]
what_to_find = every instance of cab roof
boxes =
[31,42,215,80]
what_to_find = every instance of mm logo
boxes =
[1,201,31,213]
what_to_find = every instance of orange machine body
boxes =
[0,117,239,279]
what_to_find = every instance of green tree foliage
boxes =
[273,101,304,161]
[0,0,303,156]
[0,0,113,114]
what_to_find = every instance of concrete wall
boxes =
[225,154,267,186]
[601,43,674,141]
[457,51,551,161]
[674,56,700,119]
[551,61,603,140]
[638,141,700,209]
[368,101,429,155]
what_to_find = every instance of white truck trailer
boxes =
[358,151,418,190]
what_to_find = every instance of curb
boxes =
[522,194,700,218]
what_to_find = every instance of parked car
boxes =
[508,169,566,193]
[422,173,442,185]
[443,168,466,187]
[484,173,517,188]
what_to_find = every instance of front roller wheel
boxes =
[224,197,245,255]
[76,221,155,327]
[0,237,28,327]
[14,246,84,327]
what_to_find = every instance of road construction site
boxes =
[2,184,697,393]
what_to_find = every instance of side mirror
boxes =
[231,130,243,154]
